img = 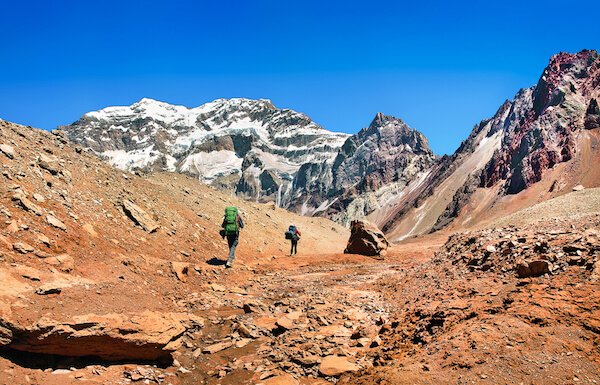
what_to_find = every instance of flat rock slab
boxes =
[46,214,67,231]
[122,200,159,233]
[0,144,15,159]
[37,153,60,175]
[319,355,359,377]
[276,311,303,330]
[202,340,233,354]
[13,242,35,254]
[12,192,43,216]
[260,374,300,385]
[0,310,204,361]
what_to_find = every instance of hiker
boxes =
[285,224,301,255]
[221,206,244,268]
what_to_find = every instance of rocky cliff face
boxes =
[63,100,436,225]
[290,113,436,225]
[371,49,600,241]
[481,50,600,194]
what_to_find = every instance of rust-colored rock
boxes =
[516,259,551,278]
[0,143,15,159]
[43,254,75,272]
[12,191,43,216]
[0,311,204,361]
[46,214,67,231]
[122,200,159,233]
[344,220,389,256]
[319,355,359,377]
[170,261,189,282]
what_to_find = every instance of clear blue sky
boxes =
[1,0,598,155]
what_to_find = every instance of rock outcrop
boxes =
[481,50,600,194]
[0,311,204,361]
[344,220,389,256]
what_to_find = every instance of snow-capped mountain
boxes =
[62,98,437,225]
[62,98,349,206]
[369,49,600,241]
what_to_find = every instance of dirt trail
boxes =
[175,251,419,385]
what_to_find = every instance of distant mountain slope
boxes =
[370,49,600,241]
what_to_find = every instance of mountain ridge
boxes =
[62,99,436,225]
[370,49,600,241]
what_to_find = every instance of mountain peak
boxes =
[368,112,406,130]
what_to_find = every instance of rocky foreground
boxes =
[354,215,600,384]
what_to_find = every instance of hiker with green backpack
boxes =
[220,206,244,268]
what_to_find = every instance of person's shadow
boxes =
[206,257,226,266]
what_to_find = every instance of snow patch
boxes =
[179,150,242,182]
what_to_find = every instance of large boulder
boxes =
[344,220,389,256]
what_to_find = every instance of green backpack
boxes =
[223,206,239,234]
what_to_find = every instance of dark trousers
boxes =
[226,233,239,265]
[290,239,298,255]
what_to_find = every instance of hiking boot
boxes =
[225,262,233,268]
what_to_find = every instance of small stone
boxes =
[171,261,189,282]
[51,368,71,375]
[261,374,299,385]
[46,214,67,231]
[210,283,226,292]
[38,153,60,175]
[13,242,35,254]
[243,300,266,313]
[528,260,551,276]
[37,233,51,246]
[235,338,252,348]
[516,260,531,278]
[276,311,303,330]
[192,348,202,358]
[12,192,43,216]
[202,341,233,354]
[36,284,63,295]
[236,322,259,338]
[0,144,15,159]
[44,254,75,272]
[122,200,159,233]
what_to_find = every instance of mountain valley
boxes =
[1,49,599,385]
